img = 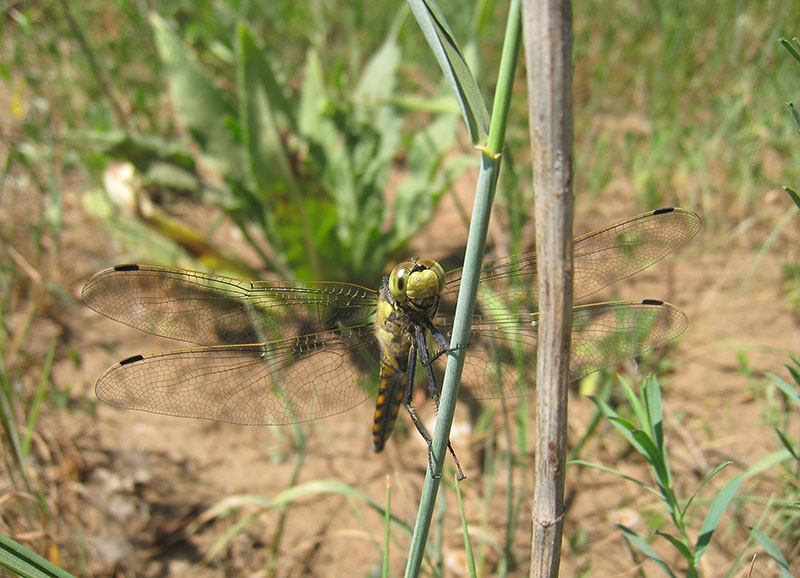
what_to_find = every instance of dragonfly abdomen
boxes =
[372,280,416,452]
[372,357,408,452]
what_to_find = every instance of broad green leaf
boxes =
[354,36,403,194]
[393,112,460,241]
[407,0,490,144]
[150,14,241,178]
[237,24,299,195]
[693,474,741,564]
[298,50,329,143]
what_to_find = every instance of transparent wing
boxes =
[453,300,688,399]
[95,324,380,424]
[439,207,701,316]
[82,264,378,347]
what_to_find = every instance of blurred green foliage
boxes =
[6,0,800,279]
[143,12,464,283]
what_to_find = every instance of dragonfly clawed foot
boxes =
[424,342,466,366]
[407,401,466,480]
[424,441,465,480]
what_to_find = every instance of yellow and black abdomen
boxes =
[372,281,414,452]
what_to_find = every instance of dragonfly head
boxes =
[389,258,446,315]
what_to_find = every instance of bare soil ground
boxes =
[4,169,800,577]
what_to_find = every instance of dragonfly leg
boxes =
[412,329,466,480]
[402,400,464,480]
[424,324,453,365]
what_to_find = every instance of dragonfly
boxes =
[83,207,701,477]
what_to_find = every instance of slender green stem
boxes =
[383,477,391,578]
[404,1,521,575]
[267,425,306,578]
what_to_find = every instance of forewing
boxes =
[438,207,701,318]
[82,264,377,347]
[456,300,688,399]
[95,324,380,424]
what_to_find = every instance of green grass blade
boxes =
[693,474,742,565]
[682,461,733,518]
[605,414,647,454]
[383,477,391,578]
[571,460,662,498]
[204,511,260,562]
[188,480,412,537]
[406,0,490,144]
[741,447,793,480]
[629,429,671,494]
[779,37,800,64]
[22,337,56,459]
[655,530,693,563]
[617,525,678,578]
[767,372,800,405]
[0,533,76,578]
[786,361,800,386]
[749,528,794,578]
[775,428,800,463]
[788,104,800,136]
[617,376,648,432]
[454,476,477,578]
[643,376,665,450]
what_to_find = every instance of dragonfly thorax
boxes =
[388,258,446,319]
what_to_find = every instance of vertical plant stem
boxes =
[522,0,574,576]
[403,1,522,576]
[383,476,391,578]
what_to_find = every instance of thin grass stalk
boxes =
[383,476,391,578]
[267,424,306,578]
[454,475,478,578]
[403,1,522,575]
[522,0,574,576]
[22,338,56,459]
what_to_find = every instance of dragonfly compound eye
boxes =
[389,261,416,303]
